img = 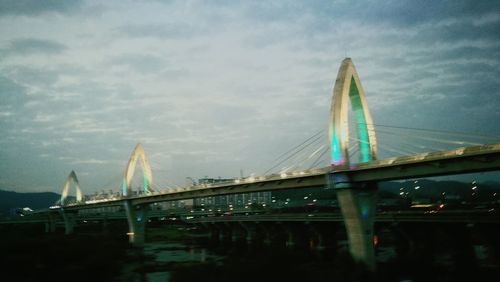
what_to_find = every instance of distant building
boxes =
[193,177,271,210]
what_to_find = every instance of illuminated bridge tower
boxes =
[329,58,378,270]
[122,143,153,197]
[58,170,83,235]
[60,170,83,206]
[122,143,153,245]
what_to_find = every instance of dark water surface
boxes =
[1,223,500,282]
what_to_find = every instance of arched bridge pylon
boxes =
[60,170,83,206]
[328,58,378,271]
[329,57,377,166]
[122,143,153,197]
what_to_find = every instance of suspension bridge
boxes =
[9,58,500,270]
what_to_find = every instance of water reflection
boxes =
[143,242,220,263]
[122,242,222,282]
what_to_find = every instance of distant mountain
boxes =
[0,189,64,216]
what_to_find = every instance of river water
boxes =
[120,242,219,281]
[117,224,500,282]
[119,226,376,282]
[1,223,498,282]
[122,243,400,282]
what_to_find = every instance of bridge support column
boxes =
[223,222,241,243]
[284,225,297,248]
[208,224,220,242]
[228,223,246,243]
[124,201,148,246]
[102,216,109,234]
[45,213,57,233]
[261,224,272,246]
[316,233,325,250]
[308,224,325,250]
[240,222,258,244]
[209,223,229,242]
[231,232,239,242]
[60,209,76,235]
[45,217,56,233]
[334,179,377,271]
[218,223,232,242]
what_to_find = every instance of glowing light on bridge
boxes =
[122,143,153,196]
[329,58,377,166]
[60,170,83,206]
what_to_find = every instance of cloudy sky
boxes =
[1,0,499,194]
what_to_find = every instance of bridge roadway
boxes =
[52,142,500,210]
[184,210,500,224]
[5,209,499,225]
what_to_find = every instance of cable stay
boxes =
[349,136,410,157]
[372,132,444,154]
[268,130,324,164]
[95,173,124,192]
[286,136,328,171]
[357,127,485,158]
[358,123,500,140]
[393,131,480,146]
[364,126,483,147]
[348,145,361,160]
[255,118,497,177]
[263,131,326,175]
[308,147,329,169]
[357,122,500,140]
[279,143,328,173]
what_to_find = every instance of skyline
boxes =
[1,0,499,193]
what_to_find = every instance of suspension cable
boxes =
[263,131,326,175]
[358,122,500,139]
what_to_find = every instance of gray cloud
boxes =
[0,0,83,16]
[0,75,27,108]
[2,38,67,56]
[3,65,61,87]
[117,23,205,39]
[1,0,499,193]
[108,53,168,74]
[288,0,500,27]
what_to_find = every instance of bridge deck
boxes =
[20,142,498,212]
[4,210,499,225]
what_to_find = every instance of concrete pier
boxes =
[336,183,377,270]
[124,201,148,246]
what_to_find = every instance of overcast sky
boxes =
[1,0,499,194]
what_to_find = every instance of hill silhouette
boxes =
[0,189,63,216]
